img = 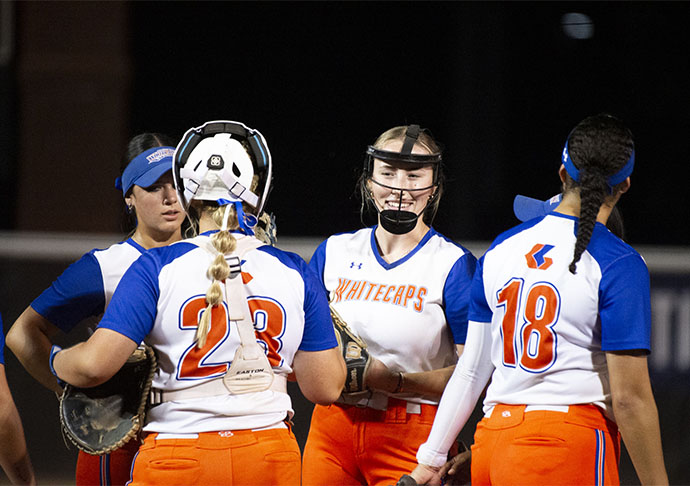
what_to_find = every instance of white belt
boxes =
[151,375,287,405]
[485,404,570,418]
[154,422,288,440]
[338,392,424,414]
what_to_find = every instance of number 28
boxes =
[177,295,286,380]
[497,278,561,373]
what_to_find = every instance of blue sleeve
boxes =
[599,254,651,352]
[308,239,329,297]
[97,252,160,345]
[443,252,477,344]
[468,255,492,323]
[299,264,338,352]
[30,252,105,332]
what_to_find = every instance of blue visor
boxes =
[513,194,562,222]
[115,146,175,197]
[562,141,635,192]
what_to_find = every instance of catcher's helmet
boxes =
[173,120,272,217]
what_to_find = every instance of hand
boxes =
[363,357,398,393]
[438,448,471,485]
[409,463,443,486]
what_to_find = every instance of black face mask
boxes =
[368,177,435,235]
[379,208,419,234]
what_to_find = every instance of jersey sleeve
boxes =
[299,263,338,352]
[443,252,477,344]
[30,252,105,332]
[599,253,651,352]
[307,239,329,296]
[97,252,160,345]
[467,255,492,323]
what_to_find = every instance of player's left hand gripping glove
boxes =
[330,305,371,395]
[59,345,157,455]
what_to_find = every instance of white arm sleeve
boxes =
[416,320,495,467]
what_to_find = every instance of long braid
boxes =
[569,166,607,273]
[566,114,634,274]
[196,206,238,348]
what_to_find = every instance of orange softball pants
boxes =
[471,404,621,486]
[302,398,437,486]
[128,427,301,486]
[76,440,139,486]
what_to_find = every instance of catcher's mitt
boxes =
[59,345,157,455]
[330,305,371,395]
[255,211,277,246]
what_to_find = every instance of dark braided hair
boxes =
[565,114,634,274]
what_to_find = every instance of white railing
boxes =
[0,231,688,273]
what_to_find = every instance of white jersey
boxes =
[310,226,476,406]
[98,231,337,433]
[31,239,146,331]
[472,212,651,417]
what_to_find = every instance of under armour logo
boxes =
[525,244,555,270]
[502,411,511,418]
[350,262,363,269]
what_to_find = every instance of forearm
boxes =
[367,345,464,398]
[294,347,346,405]
[52,328,138,387]
[52,341,100,387]
[416,321,494,467]
[6,309,62,393]
[0,448,35,486]
[614,394,668,485]
[384,366,455,398]
[607,351,668,486]
[0,393,35,485]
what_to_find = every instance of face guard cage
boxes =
[363,125,442,234]
[173,120,272,216]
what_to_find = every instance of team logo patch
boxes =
[207,154,224,170]
[146,148,174,163]
[525,243,555,270]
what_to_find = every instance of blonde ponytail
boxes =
[195,205,239,348]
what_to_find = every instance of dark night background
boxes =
[1,2,690,485]
[126,2,690,246]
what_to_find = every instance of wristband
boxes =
[49,345,67,388]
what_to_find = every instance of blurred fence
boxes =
[0,232,688,484]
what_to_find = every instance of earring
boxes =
[126,204,133,213]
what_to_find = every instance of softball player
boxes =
[0,315,36,485]
[410,114,668,486]
[302,125,477,485]
[50,120,346,486]
[6,133,185,486]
